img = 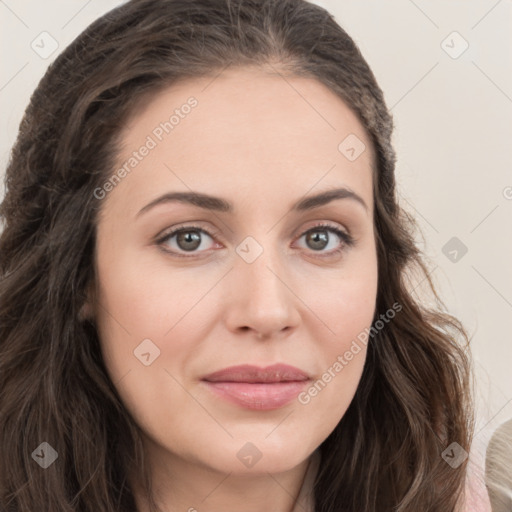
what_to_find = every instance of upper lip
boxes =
[202,364,310,383]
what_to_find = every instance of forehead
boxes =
[105,66,375,217]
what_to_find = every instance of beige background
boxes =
[1,0,511,463]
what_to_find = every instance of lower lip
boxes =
[202,380,309,410]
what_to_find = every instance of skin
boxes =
[84,66,378,512]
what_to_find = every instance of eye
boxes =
[155,222,355,258]
[294,222,355,257]
[156,224,218,257]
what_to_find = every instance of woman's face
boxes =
[89,66,378,476]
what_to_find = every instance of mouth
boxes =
[201,364,311,410]
[202,363,310,384]
[201,380,310,410]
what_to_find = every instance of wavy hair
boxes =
[0,0,474,510]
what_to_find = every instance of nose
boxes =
[224,245,301,340]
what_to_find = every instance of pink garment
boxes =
[463,464,492,512]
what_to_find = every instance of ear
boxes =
[78,280,96,322]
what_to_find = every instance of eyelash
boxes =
[155,222,355,259]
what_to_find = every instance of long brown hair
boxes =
[0,0,474,510]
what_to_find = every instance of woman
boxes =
[0,0,482,510]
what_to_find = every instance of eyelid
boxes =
[155,220,355,258]
[293,220,352,241]
[293,221,355,255]
[154,222,222,256]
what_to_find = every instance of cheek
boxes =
[297,250,378,422]
[94,244,209,341]
[309,245,378,346]
[322,274,377,333]
[92,238,227,386]
[93,250,202,436]
[92,244,204,398]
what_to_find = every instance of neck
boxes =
[130,442,320,512]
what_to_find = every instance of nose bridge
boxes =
[238,234,289,305]
[226,232,300,336]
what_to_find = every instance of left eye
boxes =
[295,224,354,255]
[156,223,354,258]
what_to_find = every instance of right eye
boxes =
[156,225,221,258]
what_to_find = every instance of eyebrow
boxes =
[136,186,368,218]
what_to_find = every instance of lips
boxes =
[202,363,310,383]
[201,364,311,410]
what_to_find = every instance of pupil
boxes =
[308,230,328,250]
[178,231,201,251]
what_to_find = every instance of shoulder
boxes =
[461,433,493,512]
